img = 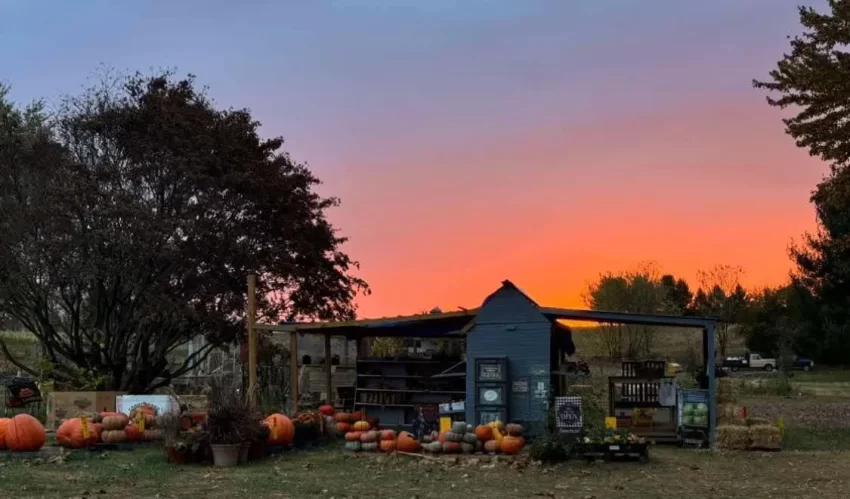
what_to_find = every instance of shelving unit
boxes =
[355,357,466,428]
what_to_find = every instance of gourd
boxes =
[379,439,397,452]
[451,421,467,434]
[360,431,378,443]
[487,420,505,432]
[344,441,361,452]
[345,431,363,442]
[460,442,474,454]
[335,422,351,434]
[442,441,461,453]
[396,435,421,453]
[492,426,504,442]
[102,415,130,431]
[352,421,371,432]
[500,435,524,455]
[505,423,524,436]
[319,405,335,416]
[379,430,397,441]
[264,414,295,445]
[56,418,98,448]
[5,414,46,452]
[445,431,463,442]
[423,441,443,453]
[102,430,127,443]
[361,442,378,452]
[462,432,479,444]
[0,418,11,449]
[483,440,500,453]
[475,425,493,441]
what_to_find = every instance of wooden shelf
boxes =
[357,358,442,364]
[354,402,416,408]
[356,388,465,394]
[357,374,424,379]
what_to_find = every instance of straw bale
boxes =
[749,424,782,450]
[716,424,751,451]
[745,417,770,427]
[717,404,745,425]
[717,378,738,404]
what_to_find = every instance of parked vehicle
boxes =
[792,357,815,371]
[722,351,776,372]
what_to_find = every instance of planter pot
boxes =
[166,446,187,464]
[238,441,251,464]
[210,444,240,467]
[249,440,267,461]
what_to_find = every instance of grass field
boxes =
[1,444,849,499]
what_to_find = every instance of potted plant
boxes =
[207,379,254,467]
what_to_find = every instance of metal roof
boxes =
[540,307,717,328]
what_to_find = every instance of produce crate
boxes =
[579,443,648,463]
[678,388,710,428]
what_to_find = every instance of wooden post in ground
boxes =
[324,334,333,406]
[290,331,299,414]
[247,274,257,408]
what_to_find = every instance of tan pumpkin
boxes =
[505,423,524,436]
[352,420,371,432]
[379,439,396,452]
[102,415,130,431]
[475,425,493,441]
[500,435,524,455]
[360,430,378,443]
[345,431,363,442]
[102,430,127,444]
[483,440,500,453]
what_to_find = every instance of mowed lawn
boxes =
[1,445,849,499]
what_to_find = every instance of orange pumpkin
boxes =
[336,422,351,434]
[379,439,396,452]
[438,432,449,443]
[0,418,10,449]
[6,414,46,452]
[398,431,414,440]
[124,424,143,442]
[396,436,420,453]
[475,425,493,441]
[319,405,335,416]
[92,422,103,441]
[351,411,364,421]
[334,412,353,423]
[379,430,397,441]
[264,414,295,445]
[345,431,363,442]
[56,418,99,448]
[505,423,524,436]
[500,435,524,455]
[352,421,370,432]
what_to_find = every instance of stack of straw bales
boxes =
[749,424,782,450]
[717,425,751,450]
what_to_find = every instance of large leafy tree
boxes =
[753,1,850,363]
[0,73,368,392]
[693,265,748,358]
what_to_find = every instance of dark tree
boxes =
[659,274,693,315]
[754,2,850,363]
[0,73,368,392]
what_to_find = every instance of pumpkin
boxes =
[438,432,449,443]
[423,441,443,453]
[143,429,164,441]
[379,439,397,452]
[487,420,505,432]
[492,427,504,442]
[451,421,467,434]
[360,431,378,443]
[344,441,361,452]
[483,440,500,453]
[361,442,378,452]
[500,435,524,455]
[462,432,478,444]
[264,414,295,445]
[366,416,379,428]
[505,423,524,436]
[442,441,461,454]
[475,440,484,452]
[379,430,397,441]
[5,414,46,452]
[460,442,474,454]
[334,412,353,423]
[92,423,103,441]
[102,430,127,443]
[445,431,463,442]
[352,421,371,432]
[124,424,143,442]
[335,422,351,434]
[396,435,421,453]
[102,415,130,431]
[0,418,10,449]
[345,431,363,442]
[56,418,98,448]
[398,431,414,440]
[100,411,124,419]
[130,406,157,417]
[475,425,493,441]
[351,411,364,421]
[318,405,335,416]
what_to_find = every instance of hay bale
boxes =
[749,425,782,450]
[716,424,751,451]
[717,404,745,425]
[745,417,770,427]
[717,378,738,404]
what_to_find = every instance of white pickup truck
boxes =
[722,352,776,371]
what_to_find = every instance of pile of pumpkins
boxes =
[0,413,47,452]
[421,420,525,455]
[343,421,421,453]
[56,408,173,448]
[318,405,379,438]
[264,413,296,446]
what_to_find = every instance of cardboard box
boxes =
[46,391,125,430]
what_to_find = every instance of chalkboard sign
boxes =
[478,362,504,381]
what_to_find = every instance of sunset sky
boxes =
[1,0,830,317]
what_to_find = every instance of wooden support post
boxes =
[247,274,257,407]
[324,334,333,406]
[290,331,299,414]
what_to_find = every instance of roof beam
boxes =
[540,307,717,328]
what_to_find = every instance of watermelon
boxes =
[683,414,695,425]
[693,415,707,426]
[695,403,708,416]
[683,403,696,416]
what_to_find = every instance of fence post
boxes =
[247,274,257,408]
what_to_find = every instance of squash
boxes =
[451,421,467,434]
[102,430,127,443]
[264,414,295,445]
[396,435,421,453]
[361,442,379,452]
[344,441,361,452]
[438,432,449,443]
[124,424,143,442]
[462,432,478,444]
[318,405,335,416]
[379,439,397,452]
[505,423,524,437]
[483,440,500,453]
[352,421,371,432]
[445,431,463,442]
[442,441,461,454]
[56,418,98,448]
[475,425,493,442]
[500,435,524,455]
[0,418,10,449]
[360,430,378,443]
[92,422,103,442]
[466,423,474,433]
[487,420,505,432]
[102,414,130,431]
[379,430,397,441]
[334,412,353,423]
[460,442,474,454]
[423,441,443,453]
[492,427,504,442]
[345,431,363,442]
[5,414,46,452]
[335,422,351,434]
